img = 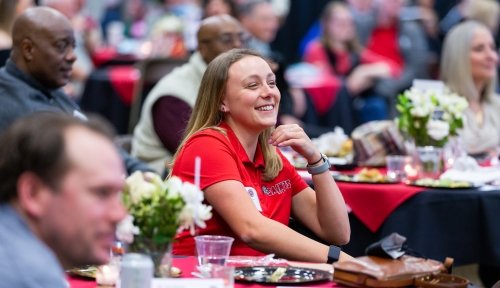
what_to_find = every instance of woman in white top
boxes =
[440,20,500,157]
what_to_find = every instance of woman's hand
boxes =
[269,124,320,163]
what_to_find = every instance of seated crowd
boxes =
[1,0,500,286]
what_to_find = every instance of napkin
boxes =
[440,168,500,185]
[440,166,500,185]
[440,155,500,184]
[312,127,349,157]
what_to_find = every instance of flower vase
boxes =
[414,146,444,179]
[146,242,173,278]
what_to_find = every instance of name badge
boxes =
[73,110,88,121]
[245,187,263,212]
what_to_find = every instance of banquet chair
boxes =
[128,57,188,133]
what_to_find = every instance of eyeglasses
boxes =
[201,32,251,47]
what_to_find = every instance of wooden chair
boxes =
[128,57,188,133]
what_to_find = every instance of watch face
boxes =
[321,154,331,167]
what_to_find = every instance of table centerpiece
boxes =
[116,171,212,277]
[396,86,468,178]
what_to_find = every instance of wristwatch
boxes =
[327,245,342,263]
[307,153,331,175]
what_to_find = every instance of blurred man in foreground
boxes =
[0,113,127,287]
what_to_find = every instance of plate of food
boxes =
[234,266,331,284]
[67,266,97,279]
[333,168,398,184]
[67,265,182,279]
[406,178,478,189]
[414,273,469,288]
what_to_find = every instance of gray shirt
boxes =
[0,204,67,288]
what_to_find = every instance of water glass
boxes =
[195,235,234,266]
[211,265,235,288]
[385,155,411,181]
[415,146,443,179]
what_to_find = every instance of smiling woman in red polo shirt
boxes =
[170,48,352,263]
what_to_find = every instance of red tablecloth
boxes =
[304,74,341,116]
[68,257,341,288]
[336,181,423,232]
[299,167,425,232]
[333,167,425,232]
[108,66,141,105]
[91,47,138,68]
[91,47,118,68]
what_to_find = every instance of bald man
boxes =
[132,14,246,174]
[0,7,153,174]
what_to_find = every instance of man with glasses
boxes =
[132,14,246,174]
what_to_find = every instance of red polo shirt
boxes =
[171,122,309,256]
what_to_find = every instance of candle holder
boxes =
[96,262,119,287]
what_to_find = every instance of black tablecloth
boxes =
[342,187,500,286]
[80,68,131,134]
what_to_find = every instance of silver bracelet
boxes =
[307,153,331,175]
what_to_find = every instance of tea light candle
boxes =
[96,264,119,286]
[404,163,418,180]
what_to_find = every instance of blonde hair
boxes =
[170,48,283,181]
[320,1,361,53]
[467,0,499,33]
[440,20,497,103]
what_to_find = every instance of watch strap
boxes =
[307,153,330,175]
[327,245,341,263]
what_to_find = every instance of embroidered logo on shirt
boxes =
[262,179,291,196]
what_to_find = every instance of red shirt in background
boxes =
[171,122,309,256]
[302,40,401,115]
[365,25,404,71]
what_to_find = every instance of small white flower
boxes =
[116,215,140,244]
[194,204,213,227]
[180,181,205,204]
[178,203,212,235]
[427,119,449,141]
[411,106,430,117]
[125,172,157,204]
[175,181,212,235]
[165,176,184,199]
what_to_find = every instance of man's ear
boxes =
[17,172,53,218]
[197,43,210,63]
[21,38,35,62]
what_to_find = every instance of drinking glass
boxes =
[194,235,234,266]
[386,155,411,181]
[415,146,443,179]
[210,265,235,288]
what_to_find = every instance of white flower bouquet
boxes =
[116,172,212,253]
[396,87,468,147]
